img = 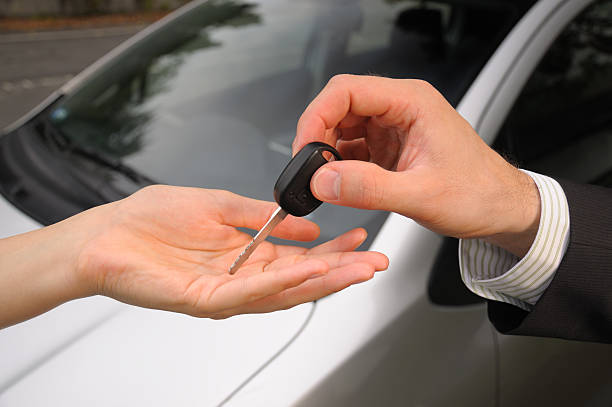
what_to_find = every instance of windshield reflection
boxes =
[51,1,262,159]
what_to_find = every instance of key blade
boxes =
[228,207,288,274]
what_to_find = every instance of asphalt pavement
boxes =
[0,25,143,130]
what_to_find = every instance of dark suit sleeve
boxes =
[487,179,612,343]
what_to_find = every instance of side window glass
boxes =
[494,0,612,185]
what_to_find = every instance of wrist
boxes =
[70,202,120,298]
[0,217,87,328]
[484,168,541,257]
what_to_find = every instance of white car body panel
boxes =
[0,303,313,406]
[0,297,125,394]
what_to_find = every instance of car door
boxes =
[475,0,612,405]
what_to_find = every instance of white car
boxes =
[1,0,612,405]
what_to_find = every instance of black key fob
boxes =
[274,142,342,217]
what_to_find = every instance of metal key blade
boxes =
[228,206,288,274]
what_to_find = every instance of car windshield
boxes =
[1,0,534,243]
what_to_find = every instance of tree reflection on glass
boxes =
[51,1,261,159]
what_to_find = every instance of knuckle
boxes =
[131,184,166,202]
[411,79,441,100]
[411,79,433,91]
[139,184,163,195]
[213,188,234,202]
[327,74,353,88]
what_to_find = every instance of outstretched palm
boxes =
[76,186,387,319]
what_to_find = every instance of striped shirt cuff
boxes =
[458,171,570,311]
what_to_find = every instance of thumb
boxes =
[310,160,405,212]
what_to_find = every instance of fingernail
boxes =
[313,168,340,201]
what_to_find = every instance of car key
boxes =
[228,142,342,274]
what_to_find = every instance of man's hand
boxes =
[0,186,387,328]
[293,75,540,257]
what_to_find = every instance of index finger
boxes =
[292,75,421,154]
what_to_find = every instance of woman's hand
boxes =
[293,75,540,257]
[0,185,387,329]
[75,185,387,319]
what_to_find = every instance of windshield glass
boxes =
[8,0,534,241]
